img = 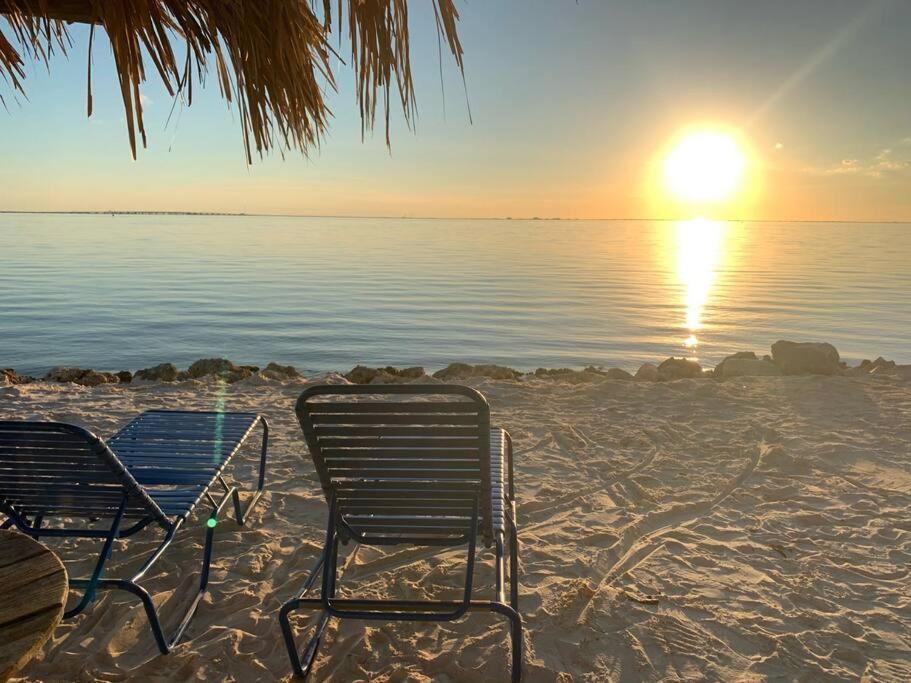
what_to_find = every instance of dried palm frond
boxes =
[0,0,464,162]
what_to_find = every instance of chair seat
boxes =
[108,410,262,519]
[144,490,207,517]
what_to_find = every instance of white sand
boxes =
[4,373,911,681]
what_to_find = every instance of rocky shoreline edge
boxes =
[2,340,909,388]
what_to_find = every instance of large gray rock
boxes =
[187,358,258,383]
[370,369,432,384]
[45,367,84,383]
[657,357,703,380]
[260,362,300,380]
[771,341,840,375]
[45,367,118,386]
[716,357,782,379]
[433,363,522,381]
[715,351,775,379]
[395,366,426,379]
[345,365,427,384]
[635,363,659,381]
[344,365,377,384]
[80,370,120,386]
[134,363,180,382]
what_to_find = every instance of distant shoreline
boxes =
[1,210,909,225]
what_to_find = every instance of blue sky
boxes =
[1,0,909,219]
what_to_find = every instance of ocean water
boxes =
[1,214,909,375]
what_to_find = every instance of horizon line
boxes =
[1,209,909,225]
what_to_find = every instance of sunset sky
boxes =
[1,0,909,221]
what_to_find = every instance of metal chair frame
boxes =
[0,410,268,654]
[279,385,522,681]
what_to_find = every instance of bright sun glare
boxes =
[664,131,746,204]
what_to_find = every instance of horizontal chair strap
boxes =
[335,497,479,508]
[322,448,480,458]
[325,460,480,469]
[333,480,480,490]
[309,414,481,425]
[314,426,479,437]
[306,402,479,414]
[339,502,476,511]
[318,437,480,448]
[0,434,90,446]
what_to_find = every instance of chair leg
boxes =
[495,537,506,601]
[282,493,345,678]
[493,521,523,682]
[491,602,523,682]
[280,549,333,678]
[281,496,518,679]
[296,610,332,678]
[231,418,270,525]
[173,511,218,644]
[68,496,228,654]
[110,579,173,654]
[509,513,520,612]
[78,512,213,653]
[64,500,127,619]
[117,530,207,652]
[509,512,522,679]
[29,514,44,539]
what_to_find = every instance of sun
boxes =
[664,130,747,204]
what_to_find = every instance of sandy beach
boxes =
[3,369,910,681]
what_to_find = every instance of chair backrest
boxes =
[0,421,168,528]
[296,384,493,545]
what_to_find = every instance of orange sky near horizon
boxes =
[6,135,909,223]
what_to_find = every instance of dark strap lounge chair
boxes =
[0,409,268,654]
[280,384,522,681]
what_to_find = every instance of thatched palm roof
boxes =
[0,1,464,162]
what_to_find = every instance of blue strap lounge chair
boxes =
[279,384,522,681]
[0,409,268,654]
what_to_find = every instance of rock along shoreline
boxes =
[3,340,910,388]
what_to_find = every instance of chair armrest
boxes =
[492,427,516,506]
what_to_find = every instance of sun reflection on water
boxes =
[675,218,726,354]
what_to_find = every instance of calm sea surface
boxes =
[1,215,909,375]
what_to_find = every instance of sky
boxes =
[1,0,910,221]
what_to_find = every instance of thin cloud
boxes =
[809,146,908,178]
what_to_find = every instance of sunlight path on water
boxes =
[674,219,726,357]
